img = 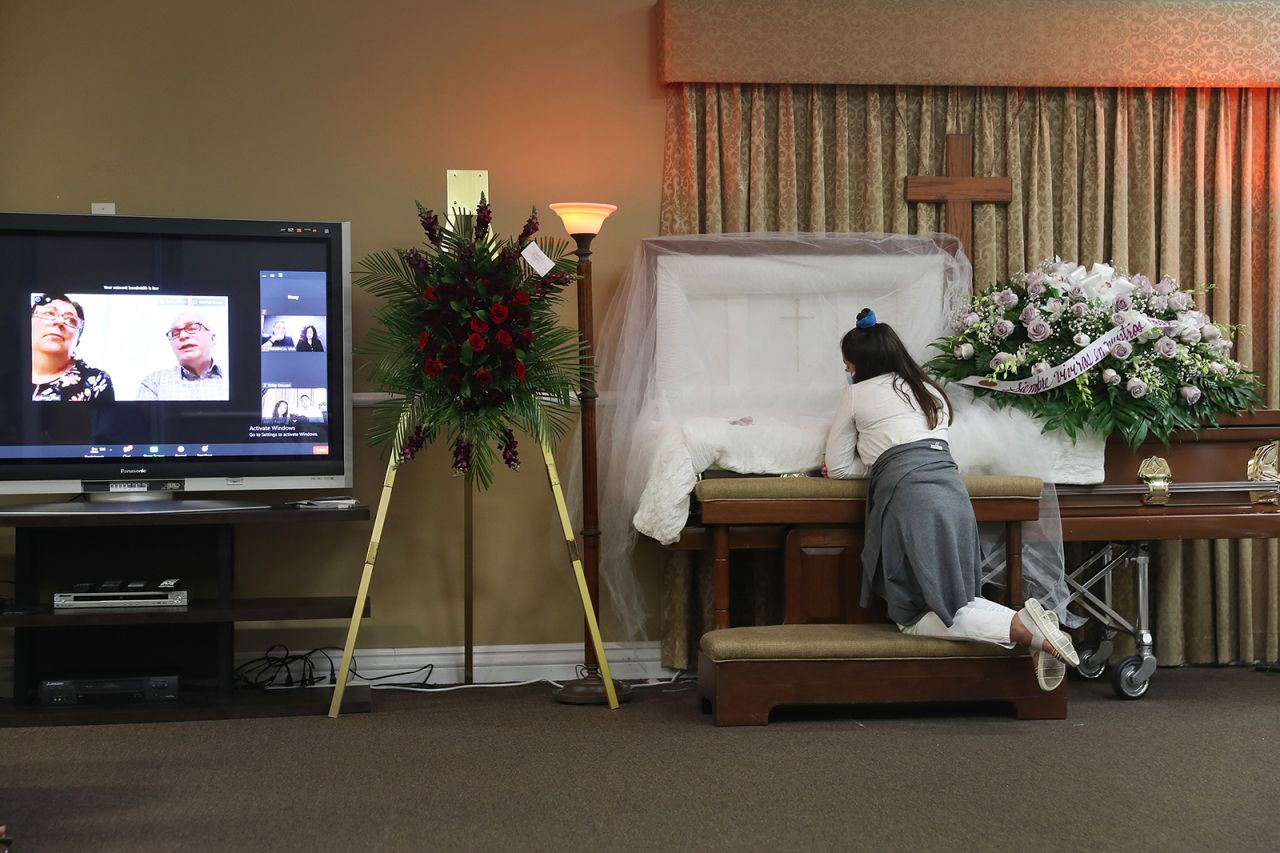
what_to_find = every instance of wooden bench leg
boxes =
[714,702,773,726]
[1006,520,1023,606]
[711,525,730,629]
[1010,687,1068,720]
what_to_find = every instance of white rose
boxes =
[1073,332,1091,347]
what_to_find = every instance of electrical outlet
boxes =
[90,202,116,215]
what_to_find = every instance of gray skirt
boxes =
[860,438,983,627]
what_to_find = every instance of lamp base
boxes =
[552,668,633,705]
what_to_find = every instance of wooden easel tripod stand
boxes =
[326,416,620,717]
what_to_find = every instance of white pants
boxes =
[898,597,1017,648]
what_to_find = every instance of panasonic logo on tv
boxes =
[119,468,148,474]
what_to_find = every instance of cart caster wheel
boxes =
[1075,642,1107,679]
[1111,655,1150,699]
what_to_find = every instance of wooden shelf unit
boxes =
[0,503,372,726]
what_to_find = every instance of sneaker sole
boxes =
[1025,598,1080,667]
[1033,651,1066,691]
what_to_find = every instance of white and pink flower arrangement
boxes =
[926,259,1262,447]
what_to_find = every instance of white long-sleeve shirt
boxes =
[824,373,950,478]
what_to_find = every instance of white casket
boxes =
[587,233,1100,638]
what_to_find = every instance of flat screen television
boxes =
[0,212,352,512]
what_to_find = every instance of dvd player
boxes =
[39,675,179,705]
[53,589,188,608]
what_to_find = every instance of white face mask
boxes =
[846,373,855,385]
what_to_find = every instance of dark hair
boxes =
[273,400,289,416]
[302,325,317,340]
[32,293,86,335]
[841,310,953,429]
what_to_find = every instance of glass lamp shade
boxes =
[549,203,617,236]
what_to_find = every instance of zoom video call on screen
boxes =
[0,230,336,462]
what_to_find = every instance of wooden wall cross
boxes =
[905,133,1012,261]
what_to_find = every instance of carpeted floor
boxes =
[4,667,1280,852]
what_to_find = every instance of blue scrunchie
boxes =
[856,309,877,329]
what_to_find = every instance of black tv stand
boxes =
[0,504,372,726]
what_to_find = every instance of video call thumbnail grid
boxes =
[258,271,328,424]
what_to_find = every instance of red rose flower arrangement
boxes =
[357,195,584,488]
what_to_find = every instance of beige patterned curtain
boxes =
[660,83,1280,665]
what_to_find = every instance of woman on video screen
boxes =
[30,293,115,402]
[295,324,324,352]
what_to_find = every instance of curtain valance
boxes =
[660,0,1280,87]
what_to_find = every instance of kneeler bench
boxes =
[673,473,1066,724]
[698,623,1066,726]
[687,473,1045,629]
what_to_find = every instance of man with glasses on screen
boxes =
[136,311,229,401]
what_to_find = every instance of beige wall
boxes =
[0,0,667,653]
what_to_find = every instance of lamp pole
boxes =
[549,203,630,705]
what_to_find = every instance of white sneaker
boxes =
[1018,598,1079,667]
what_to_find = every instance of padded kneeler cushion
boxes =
[701,623,1024,662]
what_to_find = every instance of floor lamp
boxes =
[548,202,632,705]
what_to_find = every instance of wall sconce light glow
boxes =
[549,202,617,236]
